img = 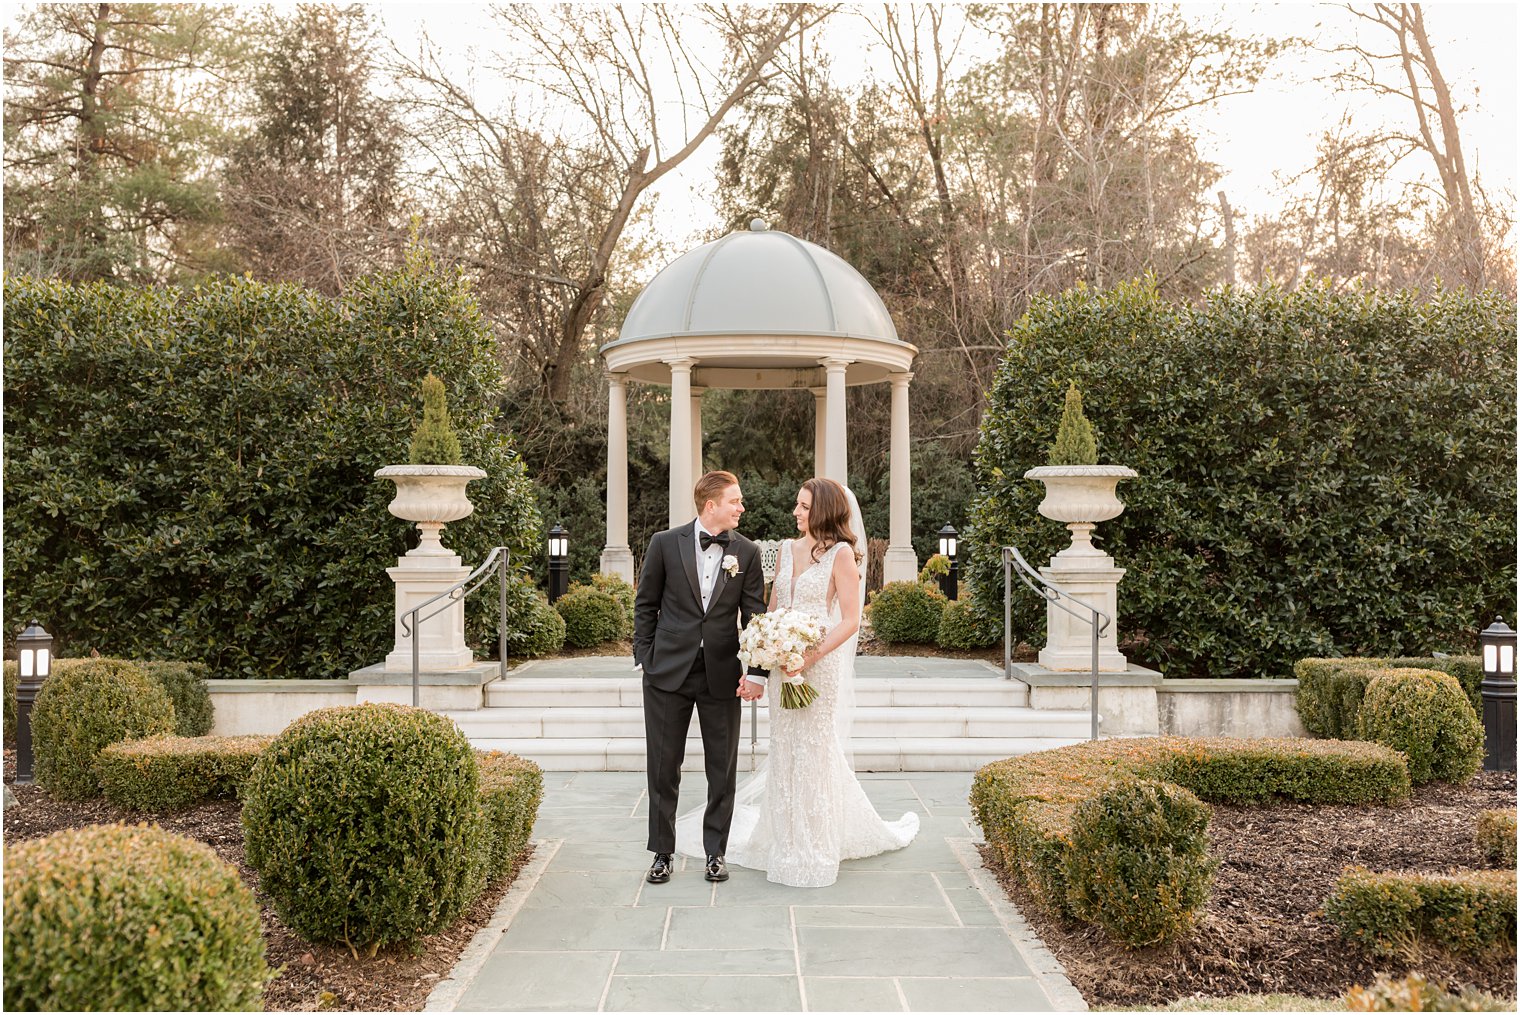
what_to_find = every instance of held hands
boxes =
[737,678,764,701]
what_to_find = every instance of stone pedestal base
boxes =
[385,551,474,672]
[348,661,501,711]
[882,544,920,585]
[1010,662,1163,735]
[1038,546,1129,672]
[599,544,636,584]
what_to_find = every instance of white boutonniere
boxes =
[722,554,740,578]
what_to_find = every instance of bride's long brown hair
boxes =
[801,478,863,565]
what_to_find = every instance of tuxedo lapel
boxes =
[706,559,729,616]
[677,523,703,608]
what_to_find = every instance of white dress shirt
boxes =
[694,519,725,612]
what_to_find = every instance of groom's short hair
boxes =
[694,470,739,513]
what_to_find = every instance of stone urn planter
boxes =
[375,464,486,556]
[1023,464,1138,556]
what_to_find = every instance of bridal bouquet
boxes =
[737,608,827,709]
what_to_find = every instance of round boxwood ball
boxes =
[867,581,947,644]
[555,585,625,648]
[1357,668,1484,785]
[4,823,269,1011]
[241,703,488,953]
[30,658,176,800]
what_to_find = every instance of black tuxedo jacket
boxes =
[633,521,767,695]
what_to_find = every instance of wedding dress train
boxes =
[676,538,918,887]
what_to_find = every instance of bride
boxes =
[676,477,918,887]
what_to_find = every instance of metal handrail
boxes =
[400,546,511,707]
[1002,545,1110,741]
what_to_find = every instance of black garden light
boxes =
[937,524,959,601]
[1479,616,1516,772]
[15,621,53,784]
[547,523,570,604]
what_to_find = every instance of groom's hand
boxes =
[737,678,763,701]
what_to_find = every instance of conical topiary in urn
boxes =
[377,374,485,557]
[1024,382,1135,556]
[1048,381,1098,466]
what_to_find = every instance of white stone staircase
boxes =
[442,659,1097,772]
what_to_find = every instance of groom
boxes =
[633,470,767,884]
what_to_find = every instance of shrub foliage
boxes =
[476,750,544,883]
[3,263,542,679]
[1355,668,1484,785]
[937,598,1002,650]
[1295,656,1483,738]
[4,823,270,1011]
[1325,867,1516,958]
[590,572,636,639]
[137,660,216,736]
[31,658,176,799]
[1476,809,1516,867]
[555,584,626,649]
[241,703,488,953]
[968,282,1516,679]
[868,580,947,644]
[1345,973,1512,1012]
[97,735,274,812]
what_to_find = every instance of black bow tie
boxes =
[700,530,731,550]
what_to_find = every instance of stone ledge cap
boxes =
[375,464,487,479]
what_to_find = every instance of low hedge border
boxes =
[476,750,544,883]
[971,737,1411,945]
[96,735,275,812]
[1295,656,1482,739]
[1325,866,1517,959]
[1476,809,1516,867]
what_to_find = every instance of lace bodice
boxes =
[776,539,842,620]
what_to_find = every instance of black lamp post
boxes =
[1479,616,1516,772]
[15,621,54,784]
[547,523,570,604]
[937,524,959,601]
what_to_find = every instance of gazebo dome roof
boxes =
[612,221,900,346]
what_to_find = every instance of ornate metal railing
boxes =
[1002,545,1108,741]
[399,547,511,707]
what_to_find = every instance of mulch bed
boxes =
[981,771,1518,1008]
[3,751,528,1012]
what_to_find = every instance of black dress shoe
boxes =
[647,852,673,884]
[704,854,729,882]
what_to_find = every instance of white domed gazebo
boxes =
[598,220,920,584]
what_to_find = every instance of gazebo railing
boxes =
[400,547,511,707]
[1002,545,1108,741]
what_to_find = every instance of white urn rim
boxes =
[375,464,487,480]
[1024,464,1137,480]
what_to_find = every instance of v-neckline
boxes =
[787,540,830,601]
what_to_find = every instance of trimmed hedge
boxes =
[937,598,1002,650]
[971,737,1410,944]
[476,750,544,883]
[590,572,636,639]
[138,660,215,736]
[491,575,566,659]
[3,823,270,1011]
[1345,973,1512,1012]
[1295,656,1483,738]
[868,580,947,644]
[97,735,274,812]
[1325,867,1517,958]
[241,703,488,953]
[3,265,543,679]
[1476,809,1516,867]
[968,282,1516,680]
[30,658,176,799]
[1355,668,1484,785]
[555,584,625,649]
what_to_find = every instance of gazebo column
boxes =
[667,357,695,527]
[600,372,635,582]
[883,371,919,583]
[691,388,704,482]
[812,387,827,477]
[822,358,850,484]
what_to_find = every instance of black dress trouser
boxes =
[643,648,741,857]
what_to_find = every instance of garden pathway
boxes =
[426,770,1086,1012]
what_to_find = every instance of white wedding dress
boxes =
[676,536,919,887]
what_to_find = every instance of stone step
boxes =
[483,676,1031,709]
[461,735,1094,773]
[446,704,1095,741]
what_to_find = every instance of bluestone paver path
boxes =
[427,771,1086,1012]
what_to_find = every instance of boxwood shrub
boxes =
[1356,668,1484,785]
[937,598,1002,650]
[476,750,544,883]
[967,281,1516,679]
[241,703,488,953]
[555,584,625,649]
[1345,973,1511,1012]
[97,735,274,812]
[868,581,947,644]
[1325,866,1516,958]
[137,660,215,736]
[590,572,636,639]
[3,266,543,679]
[1295,655,1483,738]
[3,823,270,1011]
[971,737,1409,944]
[1476,809,1516,867]
[30,658,176,799]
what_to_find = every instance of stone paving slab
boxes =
[430,772,1088,1012]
